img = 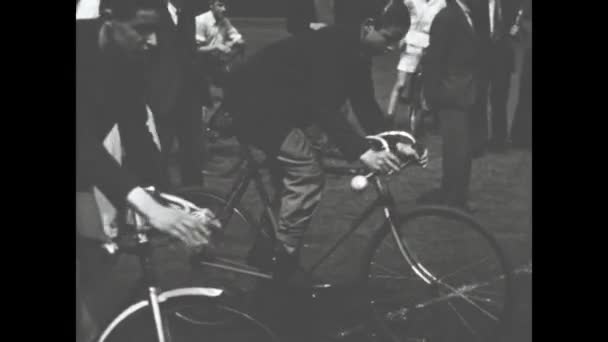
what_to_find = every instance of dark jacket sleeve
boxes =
[422,8,450,110]
[76,97,139,208]
[312,39,370,161]
[316,107,370,161]
[118,105,167,191]
[286,0,315,35]
[347,57,391,135]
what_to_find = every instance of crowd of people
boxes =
[76,0,531,341]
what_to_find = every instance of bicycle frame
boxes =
[206,145,433,283]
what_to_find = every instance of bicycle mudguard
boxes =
[98,287,224,342]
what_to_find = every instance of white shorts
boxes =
[397,44,424,73]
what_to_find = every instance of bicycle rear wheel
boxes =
[101,293,280,342]
[364,206,513,342]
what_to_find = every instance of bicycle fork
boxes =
[375,177,438,286]
[136,231,173,342]
[148,287,171,342]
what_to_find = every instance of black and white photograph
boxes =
[76,0,532,341]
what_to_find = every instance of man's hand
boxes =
[147,205,212,247]
[396,142,429,168]
[215,44,231,54]
[360,149,402,173]
[127,188,214,248]
[309,22,328,31]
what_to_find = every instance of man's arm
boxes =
[77,104,139,208]
[422,8,450,110]
[347,57,391,135]
[118,105,168,191]
[224,19,244,46]
[316,106,370,161]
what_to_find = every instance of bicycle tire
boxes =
[363,205,514,342]
[99,288,281,342]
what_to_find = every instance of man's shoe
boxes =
[246,235,275,271]
[272,246,300,282]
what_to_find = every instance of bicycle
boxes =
[90,188,281,342]
[175,131,515,342]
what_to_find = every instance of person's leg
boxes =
[511,47,532,150]
[489,43,512,150]
[388,70,409,117]
[471,76,490,156]
[275,129,325,254]
[439,108,472,206]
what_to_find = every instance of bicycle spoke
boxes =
[447,300,481,341]
[371,261,409,278]
[371,275,411,280]
[466,294,503,308]
[437,256,494,283]
[435,281,500,321]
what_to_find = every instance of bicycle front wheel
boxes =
[364,205,513,342]
[100,291,280,342]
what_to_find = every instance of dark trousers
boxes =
[472,40,513,148]
[511,47,531,149]
[157,85,204,187]
[439,108,473,204]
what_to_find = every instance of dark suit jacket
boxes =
[76,19,165,207]
[423,2,482,111]
[144,2,202,118]
[285,0,316,35]
[472,0,522,75]
[225,26,389,161]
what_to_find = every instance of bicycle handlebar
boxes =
[350,131,427,191]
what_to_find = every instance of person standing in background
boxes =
[196,0,246,87]
[420,0,482,211]
[145,0,206,187]
[509,0,531,150]
[387,0,446,123]
[469,0,520,155]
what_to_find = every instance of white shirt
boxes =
[195,11,243,48]
[402,0,446,49]
[76,0,100,19]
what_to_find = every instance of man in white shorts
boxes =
[387,0,446,120]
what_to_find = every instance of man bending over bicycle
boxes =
[223,1,425,280]
[77,1,219,340]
